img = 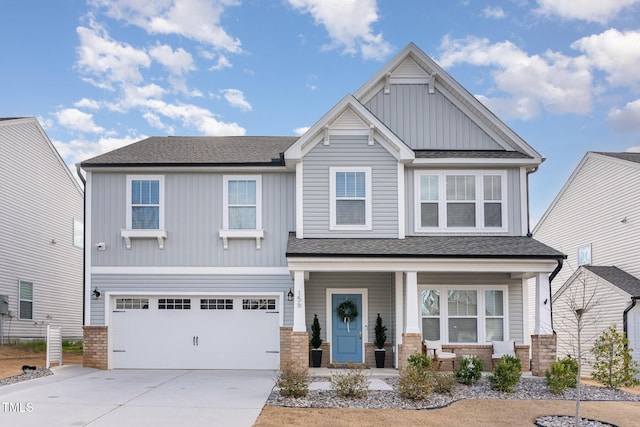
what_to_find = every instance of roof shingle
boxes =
[286,234,565,259]
[584,266,640,297]
[81,136,299,167]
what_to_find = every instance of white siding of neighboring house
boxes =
[552,269,631,374]
[0,118,84,340]
[528,153,640,337]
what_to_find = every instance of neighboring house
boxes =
[532,152,640,370]
[80,43,564,373]
[0,117,84,342]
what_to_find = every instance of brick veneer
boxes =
[398,333,422,370]
[531,334,556,376]
[83,326,108,370]
[280,327,309,371]
[364,343,394,368]
[441,344,531,372]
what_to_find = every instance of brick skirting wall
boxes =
[441,344,530,372]
[398,333,423,370]
[280,327,309,371]
[364,343,394,368]
[83,326,108,370]
[531,334,556,376]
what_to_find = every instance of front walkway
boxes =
[0,365,275,427]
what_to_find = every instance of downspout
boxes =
[548,258,564,333]
[76,164,87,327]
[623,296,639,340]
[526,166,538,237]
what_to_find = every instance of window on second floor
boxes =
[223,176,262,230]
[126,176,164,230]
[415,171,507,232]
[330,167,372,230]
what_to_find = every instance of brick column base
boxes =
[280,327,309,371]
[398,333,422,371]
[531,334,556,376]
[83,326,108,370]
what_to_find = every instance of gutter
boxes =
[623,296,639,340]
[526,166,538,237]
[548,258,564,333]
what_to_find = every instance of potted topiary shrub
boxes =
[374,313,387,368]
[310,314,322,367]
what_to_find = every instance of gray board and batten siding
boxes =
[89,171,295,267]
[404,167,524,236]
[0,118,84,339]
[89,274,294,327]
[302,135,399,238]
[304,272,396,345]
[365,84,504,151]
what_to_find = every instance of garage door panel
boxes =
[111,296,280,369]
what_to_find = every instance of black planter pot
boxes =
[375,349,385,368]
[311,349,322,367]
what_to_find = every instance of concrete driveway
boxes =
[0,365,276,427]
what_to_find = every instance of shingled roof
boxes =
[584,266,640,297]
[81,136,299,167]
[286,233,565,259]
[414,150,532,159]
[593,152,640,165]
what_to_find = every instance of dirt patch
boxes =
[255,400,640,427]
[0,345,83,379]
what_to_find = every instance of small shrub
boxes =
[275,363,309,398]
[398,365,433,400]
[310,314,322,349]
[430,368,456,394]
[487,355,521,392]
[330,363,370,398]
[591,325,640,389]
[455,355,484,385]
[407,353,431,372]
[545,357,578,394]
[374,313,387,349]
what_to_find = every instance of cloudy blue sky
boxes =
[1,0,639,224]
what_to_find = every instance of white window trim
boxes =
[414,170,508,233]
[418,285,509,345]
[329,167,372,231]
[121,175,166,249]
[219,175,263,249]
[18,279,34,320]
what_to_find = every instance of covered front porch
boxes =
[282,235,564,374]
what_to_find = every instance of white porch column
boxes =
[534,272,553,334]
[293,271,306,332]
[405,271,420,334]
[395,272,404,368]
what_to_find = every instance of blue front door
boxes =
[332,294,363,363]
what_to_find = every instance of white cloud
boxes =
[535,0,640,24]
[571,29,640,89]
[55,108,105,133]
[89,0,242,52]
[149,44,195,75]
[143,112,175,134]
[288,0,392,60]
[437,35,593,119]
[608,99,640,132]
[294,126,310,136]
[54,134,143,167]
[220,89,252,112]
[74,98,101,109]
[76,21,151,87]
[209,54,232,71]
[482,6,506,19]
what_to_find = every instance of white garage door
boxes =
[111,296,280,369]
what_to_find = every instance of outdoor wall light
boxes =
[287,289,294,301]
[92,288,102,299]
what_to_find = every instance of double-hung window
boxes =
[19,280,33,320]
[330,167,372,230]
[220,175,263,249]
[122,175,166,249]
[415,171,506,231]
[420,286,507,343]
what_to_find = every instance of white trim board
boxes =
[92,266,291,275]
